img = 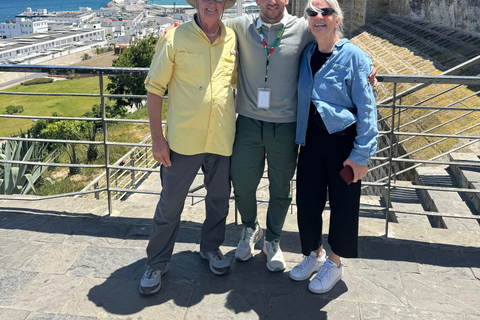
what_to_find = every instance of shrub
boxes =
[82,53,91,61]
[67,74,81,80]
[5,105,24,115]
[21,78,54,86]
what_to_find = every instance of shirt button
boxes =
[199,86,203,90]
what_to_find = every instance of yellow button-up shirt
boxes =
[145,19,237,156]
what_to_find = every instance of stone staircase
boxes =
[388,152,480,231]
[344,13,480,231]
[349,14,480,162]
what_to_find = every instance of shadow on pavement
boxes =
[87,251,346,318]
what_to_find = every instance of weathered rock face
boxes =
[389,0,480,34]
[293,0,480,35]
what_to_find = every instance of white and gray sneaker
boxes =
[139,264,168,295]
[200,248,231,276]
[263,239,286,272]
[235,224,263,261]
[290,250,327,281]
[308,258,343,294]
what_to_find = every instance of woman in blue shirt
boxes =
[290,0,378,294]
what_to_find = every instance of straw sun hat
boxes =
[186,0,237,10]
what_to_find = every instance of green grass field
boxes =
[0,76,109,137]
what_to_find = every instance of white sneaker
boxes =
[139,264,168,295]
[263,239,286,272]
[289,250,326,281]
[308,258,343,294]
[235,225,263,261]
[200,249,231,276]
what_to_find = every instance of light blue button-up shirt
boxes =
[295,38,378,166]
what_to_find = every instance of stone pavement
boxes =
[0,196,480,320]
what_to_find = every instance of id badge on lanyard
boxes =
[256,22,284,110]
[257,88,271,109]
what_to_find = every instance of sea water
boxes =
[0,0,110,24]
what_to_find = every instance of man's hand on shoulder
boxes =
[368,66,378,87]
[162,22,180,36]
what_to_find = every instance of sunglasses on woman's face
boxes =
[306,7,335,17]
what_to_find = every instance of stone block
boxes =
[0,308,30,320]
[401,273,480,314]
[67,247,146,280]
[61,277,190,319]
[18,242,86,275]
[361,302,463,319]
[10,274,84,313]
[0,269,38,307]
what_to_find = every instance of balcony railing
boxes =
[0,64,479,237]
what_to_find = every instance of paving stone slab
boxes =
[332,268,407,306]
[0,269,38,307]
[32,198,97,217]
[184,289,268,319]
[350,237,420,273]
[0,308,30,320]
[67,247,146,280]
[389,222,480,247]
[18,242,87,275]
[30,216,86,244]
[10,274,84,314]
[225,258,309,296]
[412,245,477,279]
[60,278,190,320]
[26,313,97,320]
[401,273,480,314]
[65,219,133,247]
[360,302,464,319]
[0,211,52,240]
[119,238,149,249]
[268,295,360,320]
[0,239,44,270]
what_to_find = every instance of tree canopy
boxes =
[107,34,159,110]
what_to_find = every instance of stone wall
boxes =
[292,0,479,34]
[389,0,480,34]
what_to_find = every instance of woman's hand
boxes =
[343,158,368,183]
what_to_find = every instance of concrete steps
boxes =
[388,180,432,228]
[449,153,480,213]
[415,166,480,231]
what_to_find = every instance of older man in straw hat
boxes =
[139,0,237,295]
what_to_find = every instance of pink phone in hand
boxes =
[339,165,354,185]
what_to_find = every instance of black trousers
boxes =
[296,119,361,258]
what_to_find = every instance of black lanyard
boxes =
[257,20,285,85]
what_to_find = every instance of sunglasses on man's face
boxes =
[306,7,335,17]
[202,0,225,3]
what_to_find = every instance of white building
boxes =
[0,18,48,39]
[0,28,106,64]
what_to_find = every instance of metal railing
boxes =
[0,64,479,237]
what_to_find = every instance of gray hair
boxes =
[304,0,344,38]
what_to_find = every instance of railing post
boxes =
[385,83,398,238]
[99,73,112,216]
[145,146,149,166]
[94,182,99,200]
[130,152,136,187]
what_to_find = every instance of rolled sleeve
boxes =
[145,36,175,97]
[349,57,378,166]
